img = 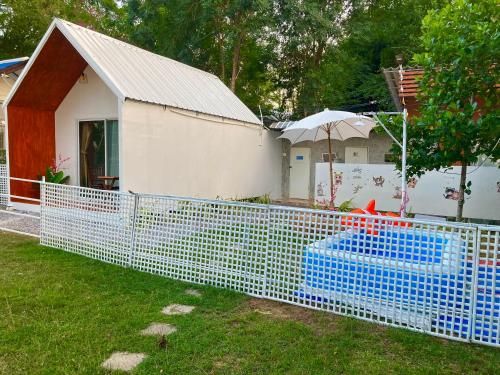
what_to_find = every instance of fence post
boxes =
[127,191,140,268]
[261,206,272,298]
[468,226,481,343]
[38,176,45,241]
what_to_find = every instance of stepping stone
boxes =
[185,289,202,297]
[140,323,177,336]
[162,304,195,315]
[101,352,147,372]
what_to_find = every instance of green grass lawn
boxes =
[1,232,499,374]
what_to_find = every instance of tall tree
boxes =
[394,0,499,221]
[0,0,124,59]
[0,0,448,118]
[126,0,275,112]
[269,0,438,117]
[313,0,437,114]
[269,0,350,116]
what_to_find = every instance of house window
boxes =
[79,119,119,188]
[322,152,337,162]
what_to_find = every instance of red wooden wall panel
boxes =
[10,29,87,110]
[8,106,55,201]
[7,28,87,202]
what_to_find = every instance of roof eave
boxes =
[382,69,403,112]
[124,97,263,126]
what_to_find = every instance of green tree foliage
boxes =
[392,0,499,220]
[126,0,276,112]
[123,0,438,116]
[0,0,451,119]
[331,0,439,112]
[0,0,124,60]
[268,0,349,116]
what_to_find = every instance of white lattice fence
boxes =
[131,195,269,296]
[473,226,500,347]
[39,183,499,346]
[0,164,7,206]
[40,184,136,266]
[266,208,480,342]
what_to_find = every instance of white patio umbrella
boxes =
[279,109,376,208]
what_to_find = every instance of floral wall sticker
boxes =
[335,172,343,185]
[316,182,326,197]
[408,177,418,188]
[352,167,362,174]
[353,184,363,194]
[352,167,363,179]
[392,186,402,199]
[373,176,385,187]
[443,187,460,200]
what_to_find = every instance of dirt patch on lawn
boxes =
[185,289,202,297]
[210,355,242,374]
[140,323,177,336]
[162,304,195,315]
[243,298,339,333]
[101,352,147,371]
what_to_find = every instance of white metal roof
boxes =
[269,121,296,130]
[6,19,262,125]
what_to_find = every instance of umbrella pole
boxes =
[327,128,334,209]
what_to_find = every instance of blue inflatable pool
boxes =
[297,229,499,342]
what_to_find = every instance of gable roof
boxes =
[5,19,261,125]
[384,66,500,112]
[382,67,424,111]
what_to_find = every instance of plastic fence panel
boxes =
[266,207,477,342]
[0,164,7,206]
[38,183,499,346]
[40,183,136,266]
[130,195,269,296]
[472,226,500,347]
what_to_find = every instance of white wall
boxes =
[121,100,282,199]
[55,66,118,185]
[1,76,17,148]
[315,163,500,220]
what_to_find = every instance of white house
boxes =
[3,19,282,204]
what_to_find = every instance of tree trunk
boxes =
[313,40,325,68]
[230,34,242,92]
[219,38,225,82]
[456,163,467,221]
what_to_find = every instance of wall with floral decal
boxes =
[315,163,500,221]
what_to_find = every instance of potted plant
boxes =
[35,154,71,197]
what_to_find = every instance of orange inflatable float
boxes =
[340,200,410,234]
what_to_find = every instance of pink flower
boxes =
[51,154,70,173]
